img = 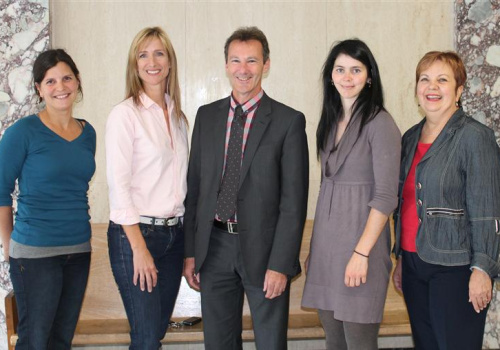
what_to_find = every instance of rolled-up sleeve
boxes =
[367,112,402,216]
[105,104,140,225]
[466,127,500,277]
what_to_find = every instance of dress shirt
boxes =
[106,93,188,225]
[223,89,264,170]
[216,89,263,223]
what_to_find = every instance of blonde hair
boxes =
[126,27,187,125]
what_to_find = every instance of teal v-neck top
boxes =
[0,115,96,247]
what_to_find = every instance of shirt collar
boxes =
[230,89,264,113]
[139,92,173,111]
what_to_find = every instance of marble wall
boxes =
[455,0,500,348]
[0,0,49,348]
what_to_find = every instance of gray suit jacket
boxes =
[184,93,309,286]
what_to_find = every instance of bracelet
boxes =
[353,249,369,258]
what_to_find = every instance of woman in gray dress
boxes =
[302,39,401,349]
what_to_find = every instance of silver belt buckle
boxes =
[166,217,178,226]
[227,222,237,234]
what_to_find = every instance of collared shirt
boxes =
[216,89,263,223]
[223,89,264,169]
[106,93,188,225]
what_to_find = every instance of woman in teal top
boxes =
[0,49,96,349]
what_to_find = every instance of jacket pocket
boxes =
[426,207,465,218]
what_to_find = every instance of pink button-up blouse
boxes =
[106,93,188,225]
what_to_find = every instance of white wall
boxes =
[50,0,455,223]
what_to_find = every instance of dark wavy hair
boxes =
[33,49,82,103]
[316,39,385,158]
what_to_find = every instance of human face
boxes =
[416,61,463,119]
[137,37,170,93]
[35,62,79,112]
[331,54,369,105]
[225,40,270,103]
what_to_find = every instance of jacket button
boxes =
[416,182,422,190]
[417,199,423,206]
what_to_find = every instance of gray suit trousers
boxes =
[200,225,290,350]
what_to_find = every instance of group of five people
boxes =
[0,25,499,350]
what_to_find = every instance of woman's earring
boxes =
[331,80,334,86]
[455,100,459,107]
[367,79,372,88]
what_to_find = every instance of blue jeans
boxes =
[107,221,184,350]
[9,252,91,350]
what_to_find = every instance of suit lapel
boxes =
[327,113,362,177]
[214,98,230,183]
[238,94,272,188]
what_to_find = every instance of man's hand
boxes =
[263,269,287,299]
[183,257,200,291]
[469,268,492,313]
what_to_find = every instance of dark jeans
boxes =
[200,226,290,350]
[108,221,184,350]
[402,250,488,350]
[9,252,91,350]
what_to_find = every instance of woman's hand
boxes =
[132,245,158,292]
[392,257,403,293]
[344,208,388,287]
[469,268,492,313]
[344,252,368,287]
[121,224,158,293]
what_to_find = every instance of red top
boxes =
[401,142,432,252]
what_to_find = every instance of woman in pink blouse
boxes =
[105,27,188,349]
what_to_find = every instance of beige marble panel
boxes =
[51,1,187,223]
[326,1,454,134]
[51,0,454,223]
[185,2,327,219]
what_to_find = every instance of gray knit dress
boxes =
[302,110,401,323]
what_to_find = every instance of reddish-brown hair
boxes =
[415,51,467,94]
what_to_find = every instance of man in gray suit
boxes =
[183,27,309,350]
